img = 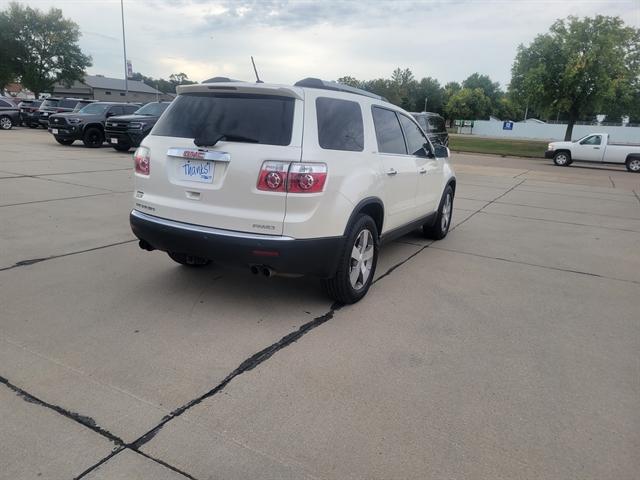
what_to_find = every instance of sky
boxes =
[5,0,640,89]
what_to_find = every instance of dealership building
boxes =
[53,75,170,102]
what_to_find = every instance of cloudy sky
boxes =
[6,0,640,89]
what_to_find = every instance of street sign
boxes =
[503,121,514,130]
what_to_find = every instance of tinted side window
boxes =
[428,117,445,132]
[124,105,138,114]
[398,114,428,156]
[60,99,77,108]
[372,107,406,154]
[415,116,428,131]
[109,106,124,116]
[581,135,601,145]
[153,93,295,146]
[316,97,363,152]
[0,99,12,107]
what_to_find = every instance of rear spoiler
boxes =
[176,83,303,100]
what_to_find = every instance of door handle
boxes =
[594,147,600,149]
[386,168,398,176]
[418,167,427,174]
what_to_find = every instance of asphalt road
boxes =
[1,127,639,480]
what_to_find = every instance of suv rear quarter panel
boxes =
[283,90,385,239]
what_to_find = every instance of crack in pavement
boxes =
[0,239,137,272]
[430,245,640,285]
[0,191,119,208]
[633,190,640,206]
[0,375,125,446]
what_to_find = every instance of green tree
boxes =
[336,76,362,88]
[510,15,640,140]
[462,73,501,103]
[444,88,492,120]
[0,11,17,91]
[5,3,91,98]
[169,72,195,88]
[409,77,443,114]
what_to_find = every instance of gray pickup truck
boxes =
[546,133,640,172]
[48,102,139,147]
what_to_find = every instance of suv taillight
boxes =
[257,162,327,193]
[134,146,150,175]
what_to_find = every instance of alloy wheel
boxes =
[349,229,374,290]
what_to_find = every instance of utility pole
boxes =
[524,100,529,121]
[120,0,128,97]
[424,97,428,112]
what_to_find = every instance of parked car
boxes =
[411,112,449,146]
[37,97,89,127]
[72,99,96,112]
[18,99,43,127]
[105,101,171,152]
[48,102,140,147]
[0,108,20,130]
[546,133,640,172]
[130,78,456,304]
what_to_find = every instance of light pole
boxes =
[120,0,128,96]
[424,97,428,112]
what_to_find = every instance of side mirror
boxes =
[434,144,450,158]
[106,112,115,117]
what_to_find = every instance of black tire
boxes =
[323,214,379,305]
[54,136,74,146]
[0,115,13,130]
[625,157,640,173]
[82,127,104,148]
[167,252,211,267]
[113,143,131,152]
[553,151,571,166]
[423,185,454,240]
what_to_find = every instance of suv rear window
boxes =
[372,107,406,155]
[60,99,79,108]
[316,97,363,152]
[153,93,295,146]
[41,99,60,108]
[428,116,445,133]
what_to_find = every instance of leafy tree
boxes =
[409,77,443,114]
[169,72,195,88]
[510,15,640,140]
[336,76,362,88]
[4,3,91,98]
[463,73,502,103]
[362,78,402,105]
[391,68,415,110]
[0,11,17,91]
[444,88,492,120]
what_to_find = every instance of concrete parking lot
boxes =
[1,127,639,480]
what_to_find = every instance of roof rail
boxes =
[294,77,387,102]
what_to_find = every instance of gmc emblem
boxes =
[183,150,205,159]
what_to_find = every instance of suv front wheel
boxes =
[83,127,104,148]
[324,214,379,304]
[423,185,454,240]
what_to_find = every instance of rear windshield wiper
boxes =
[194,133,259,147]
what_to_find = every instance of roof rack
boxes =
[294,77,387,102]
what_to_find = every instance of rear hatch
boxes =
[137,85,304,236]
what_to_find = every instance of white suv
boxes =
[130,78,456,303]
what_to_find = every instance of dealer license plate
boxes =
[51,128,58,134]
[111,138,118,144]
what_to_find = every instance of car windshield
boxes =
[73,101,92,112]
[79,104,110,114]
[134,103,169,116]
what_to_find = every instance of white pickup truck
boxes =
[546,133,640,172]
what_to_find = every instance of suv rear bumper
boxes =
[130,210,344,278]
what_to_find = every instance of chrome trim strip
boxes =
[131,210,293,241]
[167,147,231,162]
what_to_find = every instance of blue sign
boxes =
[503,121,514,130]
